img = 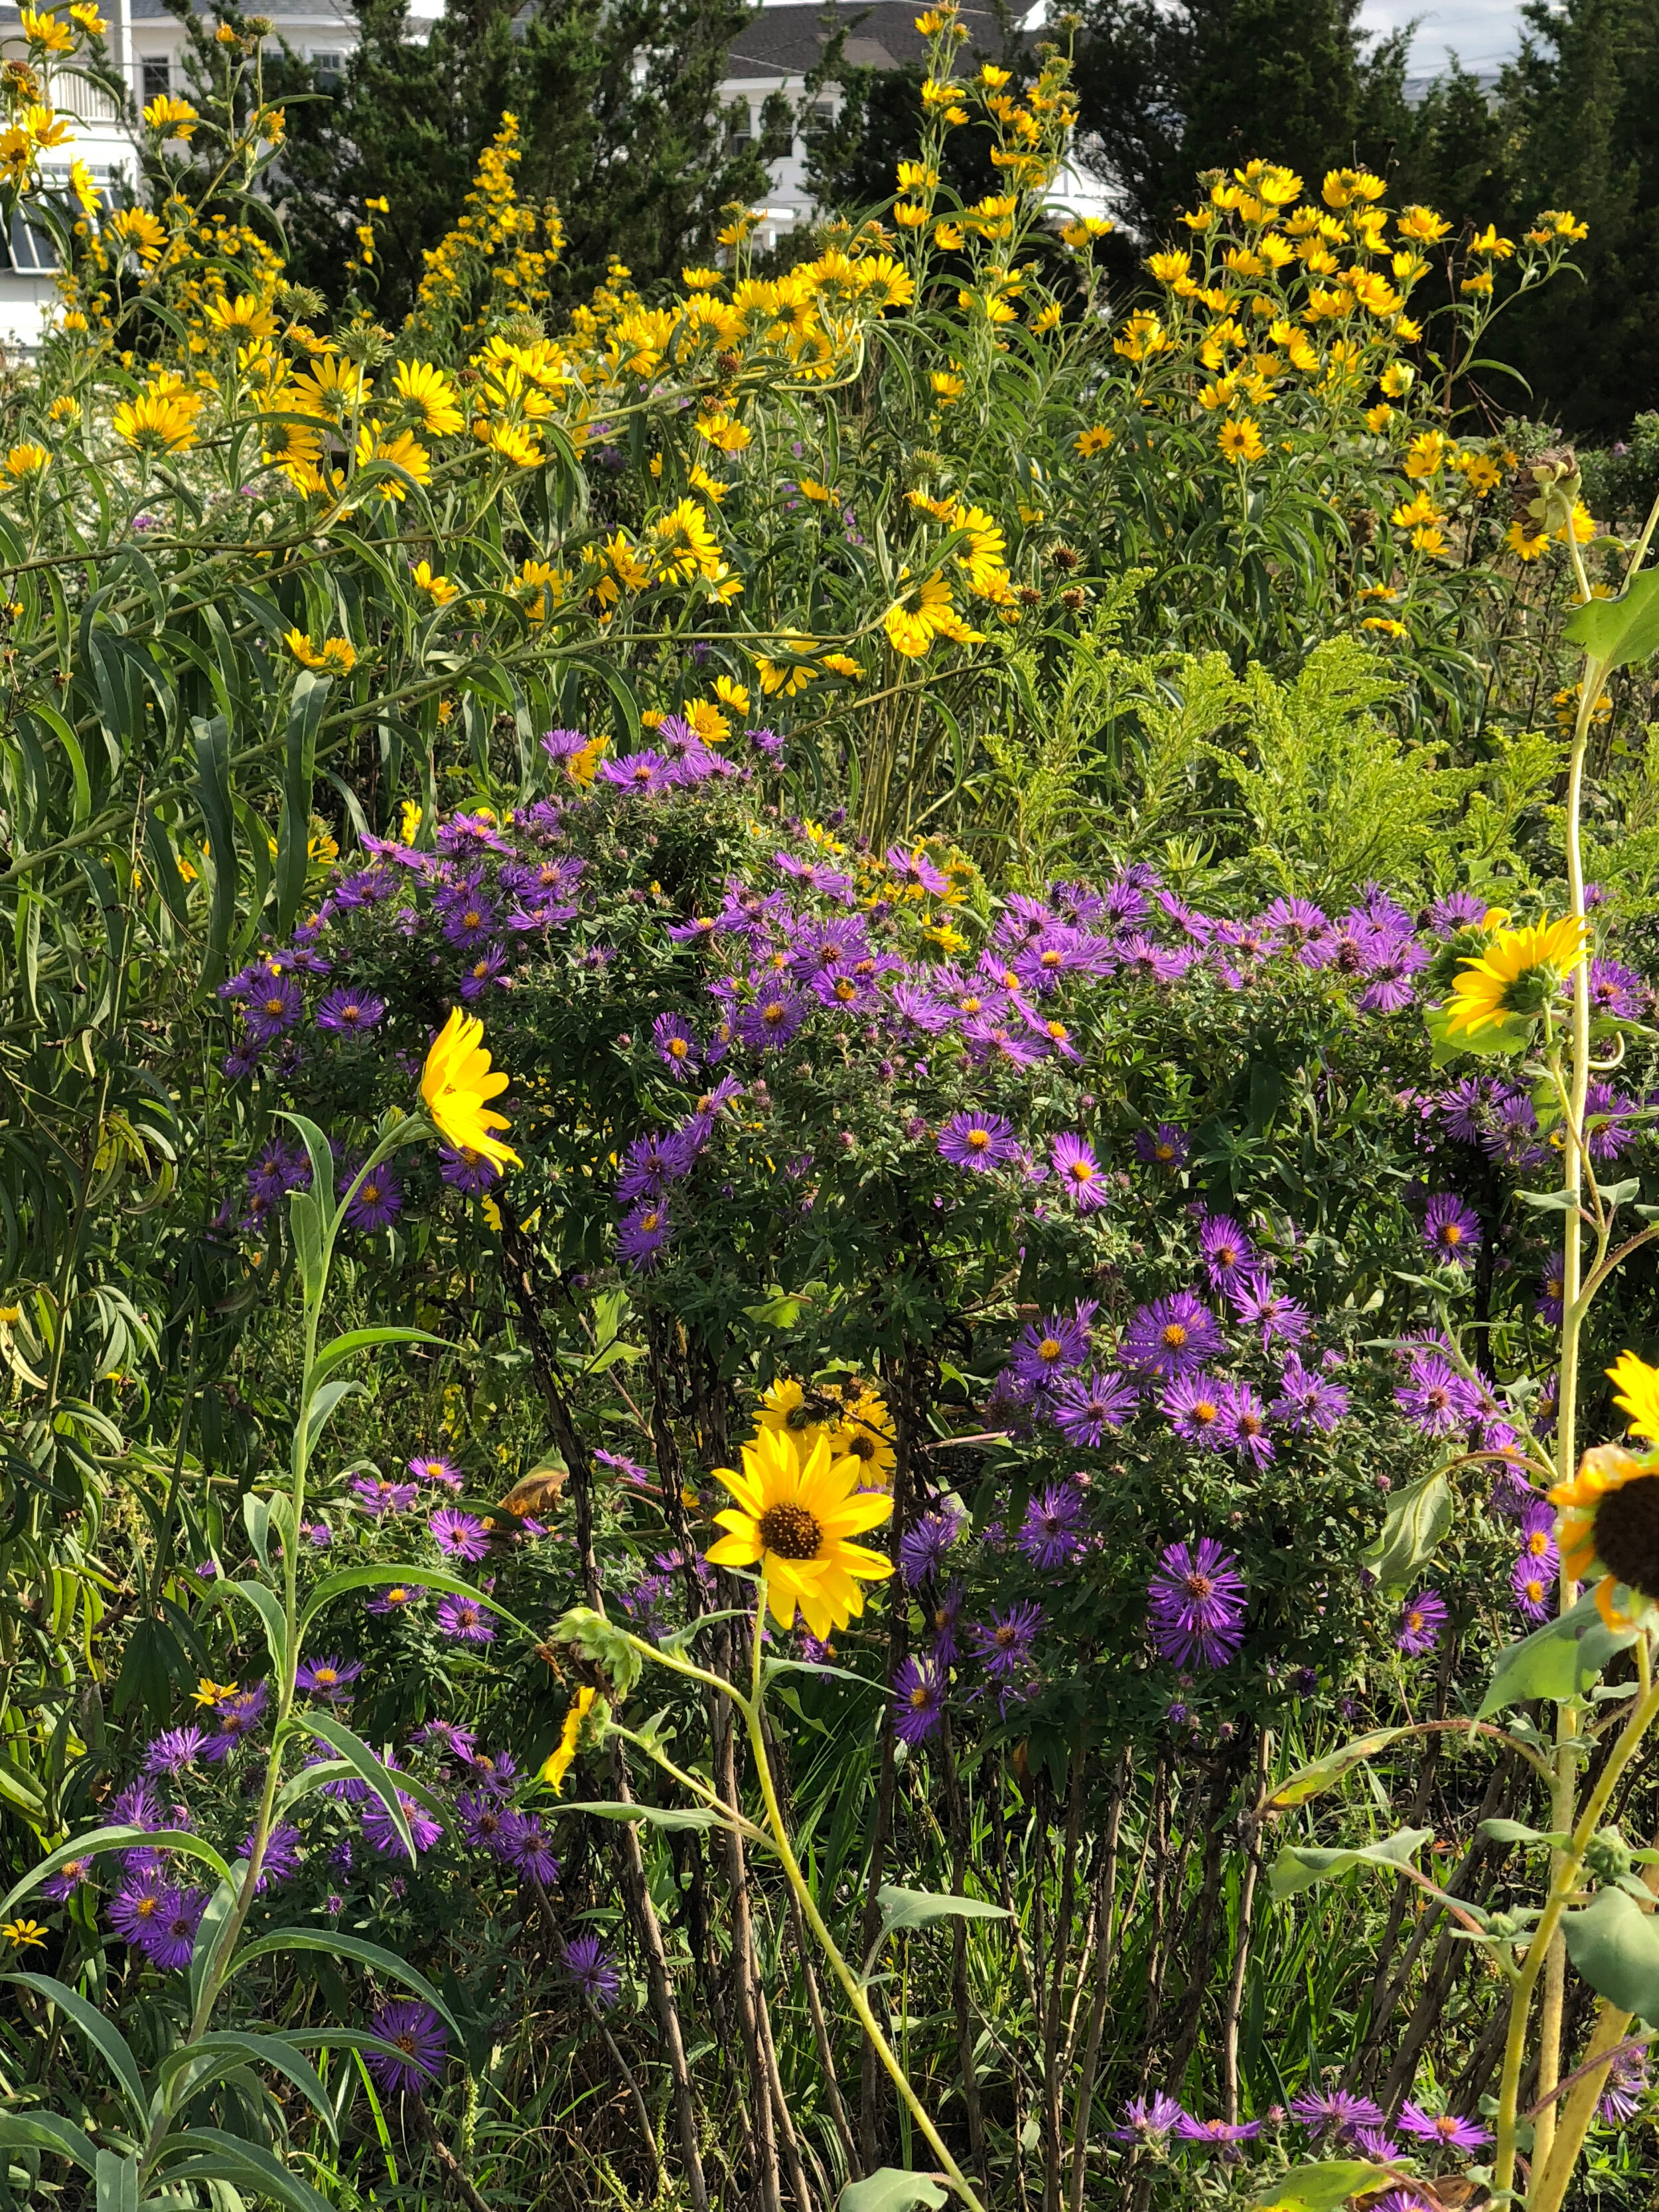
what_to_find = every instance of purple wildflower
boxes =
[617,1199,672,1272]
[429,1508,490,1562]
[109,1871,171,1948]
[1114,2093,1186,2144]
[1009,1305,1094,1390]
[930,1579,965,1663]
[439,1145,502,1194]
[899,1510,962,1588]
[563,1933,621,2009]
[237,1822,302,1894]
[436,1593,495,1643]
[200,1683,269,1762]
[1016,1480,1087,1569]
[139,1885,205,1970]
[295,1657,361,1704]
[1272,1357,1349,1434]
[1198,1213,1255,1292]
[1148,1539,1246,1669]
[143,1726,206,1777]
[343,1164,402,1231]
[1176,2115,1262,2147]
[367,1998,448,2095]
[891,1655,947,1743]
[1423,1193,1481,1264]
[500,1810,561,1884]
[1397,2104,1492,2152]
[1512,1555,1553,1623]
[1051,1132,1109,1210]
[243,972,305,1043]
[1122,1292,1225,1381]
[652,1011,699,1078]
[409,1454,464,1491]
[353,1475,419,1518]
[1161,1372,1228,1449]
[1289,2089,1386,2141]
[457,1789,511,1858]
[367,1582,423,1616]
[1053,1368,1139,1445]
[1230,1272,1311,1349]
[361,1791,444,1860]
[967,1601,1043,1681]
[1596,2045,1648,2124]
[1396,1591,1448,1655]
[317,987,385,1034]
[1134,1122,1189,1168]
[1396,1354,1481,1438]
[1215,1380,1273,1468]
[937,1110,1019,1170]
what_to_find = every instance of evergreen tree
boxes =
[1070,0,1415,236]
[265,0,782,320]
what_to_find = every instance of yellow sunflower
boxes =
[1546,1352,1659,1626]
[1443,913,1587,1037]
[826,1384,898,1489]
[420,1007,521,1170]
[705,1425,893,1639]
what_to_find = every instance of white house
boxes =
[0,0,1112,346]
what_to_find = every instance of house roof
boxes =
[725,3,1011,78]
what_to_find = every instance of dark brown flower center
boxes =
[1595,1475,1659,1599]
[848,1432,877,1461]
[758,1503,822,1561]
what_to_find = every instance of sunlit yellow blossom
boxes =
[4,443,48,480]
[541,1686,598,1791]
[70,0,106,27]
[1,1918,48,1951]
[695,409,751,453]
[112,386,201,455]
[930,368,966,404]
[1218,417,1264,463]
[652,497,723,585]
[142,93,198,139]
[392,360,463,437]
[1445,914,1587,1037]
[713,674,750,716]
[1364,402,1393,431]
[107,206,167,264]
[208,293,277,339]
[1397,205,1451,244]
[411,559,459,606]
[477,419,543,468]
[687,699,730,745]
[285,629,357,676]
[21,5,73,48]
[706,1424,893,1641]
[883,570,984,658]
[421,1006,520,1171]
[1402,429,1449,479]
[1506,518,1550,561]
[1074,425,1114,456]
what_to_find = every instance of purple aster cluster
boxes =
[1147,1538,1248,1670]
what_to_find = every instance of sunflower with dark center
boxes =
[707,1423,893,1639]
[1550,1352,1659,1626]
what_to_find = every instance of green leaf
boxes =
[1360,1469,1452,1592]
[153,2129,337,2212]
[3,1974,147,2128]
[1269,1826,1434,1901]
[1265,1729,1408,1811]
[563,1799,719,1833]
[1563,568,1659,672]
[837,2170,949,2212]
[287,1189,326,1303]
[1516,1187,1584,1213]
[1477,1818,1570,1846]
[1562,1885,1659,2022]
[0,1827,233,1921]
[876,1884,1011,1940]
[277,1112,340,1233]
[294,1714,419,1863]
[96,2148,140,2212]
[310,1326,448,1390]
[1478,1590,1637,1716]
[159,2031,339,2142]
[0,2111,99,2174]
[1425,1001,1534,1064]
[208,1576,289,1678]
[225,1929,463,2041]
[1251,2162,1401,2212]
[298,1563,532,1641]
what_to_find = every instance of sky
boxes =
[1358,0,1525,75]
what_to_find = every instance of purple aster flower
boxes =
[1176,2115,1262,2148]
[1016,1479,1087,1568]
[243,971,305,1044]
[1536,1261,1566,1325]
[1216,1380,1273,1468]
[1435,1076,1493,1143]
[41,1852,97,1901]
[1512,1554,1553,1623]
[563,1933,621,2008]
[929,1579,966,1664]
[143,1725,206,1777]
[461,1747,516,1796]
[1397,2104,1492,2152]
[316,986,385,1034]
[1596,2045,1648,2124]
[457,1789,511,1858]
[937,1110,1019,1170]
[1148,1539,1246,1669]
[436,1593,495,1643]
[367,1582,423,1616]
[247,1140,311,1207]
[1290,2089,1386,2142]
[1483,1090,1550,1171]
[138,1885,205,1970]
[238,1821,302,1895]
[109,1870,171,1948]
[353,1475,419,1518]
[1009,1305,1094,1390]
[967,1601,1044,1681]
[439,1145,502,1194]
[459,945,509,1001]
[1396,1590,1448,1655]
[600,749,674,796]
[200,1683,269,1762]
[1114,2093,1187,2144]
[437,881,498,951]
[1134,1123,1189,1169]
[1423,1193,1481,1264]
[1519,1500,1559,1564]
[499,1809,561,1884]
[1396,1354,1481,1439]
[295,1656,362,1705]
[616,1129,695,1202]
[367,1998,448,2095]
[413,1718,478,1763]
[1589,958,1647,1020]
[1053,1368,1139,1446]
[361,1790,444,1860]
[1230,1272,1311,1349]
[618,1199,673,1272]
[1051,1132,1109,1210]
[652,1011,700,1078]
[1354,2125,1407,2161]
[899,1510,962,1588]
[1273,1357,1349,1435]
[1585,1080,1638,1161]
[1161,1372,1228,1449]
[429,1508,490,1562]
[1198,1212,1255,1293]
[342,1163,402,1232]
[736,990,807,1051]
[891,1655,947,1744]
[1262,895,1331,952]
[1427,891,1488,934]
[409,1454,464,1491]
[1122,1292,1225,1381]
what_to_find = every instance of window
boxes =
[141,57,170,102]
[5,210,58,273]
[311,49,343,84]
[725,98,752,146]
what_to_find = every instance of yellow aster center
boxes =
[314,1667,337,1684]
[909,1685,930,1708]
[967,1128,990,1149]
[1163,1323,1188,1348]
[758,1501,822,1560]
[1155,1143,1174,1160]
[669,1037,688,1056]
[1039,1337,1062,1362]
[1444,1223,1463,1244]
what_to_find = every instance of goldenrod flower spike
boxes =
[420,1007,522,1170]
